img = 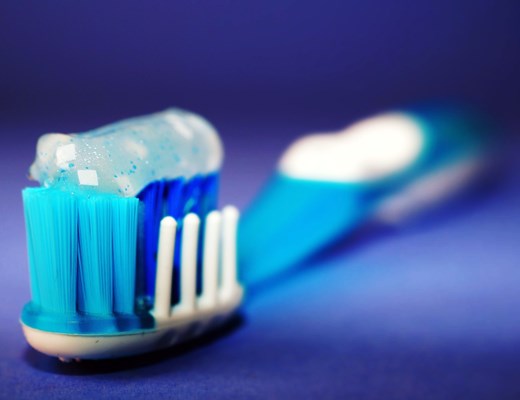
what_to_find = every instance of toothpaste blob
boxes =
[29,109,223,197]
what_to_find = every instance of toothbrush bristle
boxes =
[137,174,219,303]
[23,189,78,314]
[152,208,241,320]
[221,206,240,301]
[76,196,140,316]
[21,187,242,358]
[154,216,177,319]
[201,211,221,308]
[22,176,219,320]
[77,197,114,315]
[112,198,139,314]
[178,213,200,313]
[21,175,241,346]
[23,189,139,317]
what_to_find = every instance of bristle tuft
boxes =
[22,189,78,314]
[23,188,139,317]
[112,197,139,314]
[78,196,113,315]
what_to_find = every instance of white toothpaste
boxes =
[29,108,223,197]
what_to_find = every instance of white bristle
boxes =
[200,211,221,308]
[176,213,200,314]
[147,207,242,319]
[153,216,177,319]
[220,206,239,301]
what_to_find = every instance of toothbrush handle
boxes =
[239,175,372,286]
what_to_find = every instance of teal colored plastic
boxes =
[238,105,490,285]
[21,302,154,335]
[239,177,374,285]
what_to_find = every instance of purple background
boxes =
[1,1,520,399]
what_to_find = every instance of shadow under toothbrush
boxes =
[23,313,245,375]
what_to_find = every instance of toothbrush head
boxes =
[20,109,243,361]
[21,206,243,361]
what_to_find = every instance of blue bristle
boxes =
[138,179,168,299]
[77,196,114,315]
[166,178,184,218]
[200,174,219,216]
[112,197,139,314]
[136,174,219,304]
[23,188,139,319]
[182,175,203,215]
[22,189,78,314]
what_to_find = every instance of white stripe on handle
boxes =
[179,213,200,312]
[201,211,221,308]
[154,216,177,319]
[220,206,239,301]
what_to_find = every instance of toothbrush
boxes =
[21,109,243,361]
[21,105,489,361]
[239,104,491,285]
